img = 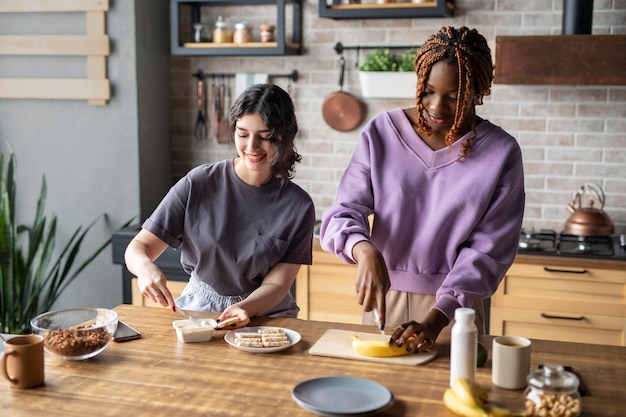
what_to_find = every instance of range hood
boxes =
[494,0,626,86]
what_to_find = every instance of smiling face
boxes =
[233,113,276,186]
[420,60,475,147]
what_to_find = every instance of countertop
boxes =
[2,305,625,416]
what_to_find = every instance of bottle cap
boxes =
[454,307,475,321]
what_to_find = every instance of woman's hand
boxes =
[352,241,390,327]
[136,263,175,309]
[390,309,449,353]
[219,305,251,329]
[125,229,174,309]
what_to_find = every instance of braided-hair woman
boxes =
[320,26,525,353]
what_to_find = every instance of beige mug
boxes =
[492,335,531,390]
[1,334,45,389]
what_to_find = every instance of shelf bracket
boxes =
[334,42,420,67]
[193,69,298,83]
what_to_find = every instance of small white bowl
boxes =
[172,319,217,343]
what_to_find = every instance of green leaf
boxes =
[0,140,135,334]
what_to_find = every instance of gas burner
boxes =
[518,229,557,252]
[557,233,614,257]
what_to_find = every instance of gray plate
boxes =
[291,376,393,416]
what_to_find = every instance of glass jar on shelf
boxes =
[213,16,233,43]
[524,364,582,417]
[233,21,253,44]
[259,24,275,42]
[193,23,211,43]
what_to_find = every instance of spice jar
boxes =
[233,21,253,44]
[259,24,275,42]
[213,16,233,43]
[524,364,582,417]
[193,23,210,42]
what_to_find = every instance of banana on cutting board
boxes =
[350,335,415,358]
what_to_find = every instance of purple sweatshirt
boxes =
[320,109,525,321]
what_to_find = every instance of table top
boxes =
[2,304,625,416]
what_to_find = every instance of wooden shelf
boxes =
[494,35,626,85]
[171,0,302,56]
[182,41,299,49]
[319,0,453,19]
[0,0,110,105]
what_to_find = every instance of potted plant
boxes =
[0,142,114,335]
[358,48,419,99]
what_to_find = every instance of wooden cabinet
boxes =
[318,0,454,20]
[170,0,302,56]
[296,242,362,324]
[490,256,626,346]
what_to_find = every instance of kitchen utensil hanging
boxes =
[322,56,364,132]
[217,78,230,144]
[194,71,207,140]
[208,76,219,141]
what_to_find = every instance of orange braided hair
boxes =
[414,26,494,158]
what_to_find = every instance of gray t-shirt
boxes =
[143,159,315,298]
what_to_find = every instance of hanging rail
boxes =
[192,69,299,82]
[334,42,420,67]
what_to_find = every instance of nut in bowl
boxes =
[30,308,118,360]
[172,319,217,343]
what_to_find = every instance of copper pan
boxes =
[322,56,365,132]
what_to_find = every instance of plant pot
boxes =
[358,71,416,99]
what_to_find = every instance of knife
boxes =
[371,306,388,343]
[175,306,204,327]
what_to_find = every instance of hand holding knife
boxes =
[175,305,240,329]
[372,306,388,341]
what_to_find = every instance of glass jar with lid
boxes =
[259,24,275,42]
[524,364,581,417]
[233,21,253,44]
[213,16,233,43]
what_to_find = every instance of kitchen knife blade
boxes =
[371,306,388,343]
[175,306,204,327]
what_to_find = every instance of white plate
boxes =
[291,376,394,416]
[224,326,301,353]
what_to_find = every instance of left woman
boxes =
[124,84,315,329]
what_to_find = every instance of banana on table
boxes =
[444,378,526,417]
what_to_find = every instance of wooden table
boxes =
[2,305,625,416]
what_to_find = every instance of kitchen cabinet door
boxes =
[490,260,626,346]
[296,245,363,324]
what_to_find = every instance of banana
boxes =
[451,377,486,408]
[350,335,414,357]
[443,388,489,417]
[446,378,526,417]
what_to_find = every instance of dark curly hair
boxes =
[229,84,301,185]
[414,26,494,158]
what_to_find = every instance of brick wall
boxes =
[170,0,626,234]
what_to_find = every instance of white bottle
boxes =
[450,307,477,387]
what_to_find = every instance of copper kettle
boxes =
[564,183,614,236]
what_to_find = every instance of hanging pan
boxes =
[322,56,365,132]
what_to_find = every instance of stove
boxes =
[518,228,626,261]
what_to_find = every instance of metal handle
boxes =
[541,313,585,321]
[543,266,588,274]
